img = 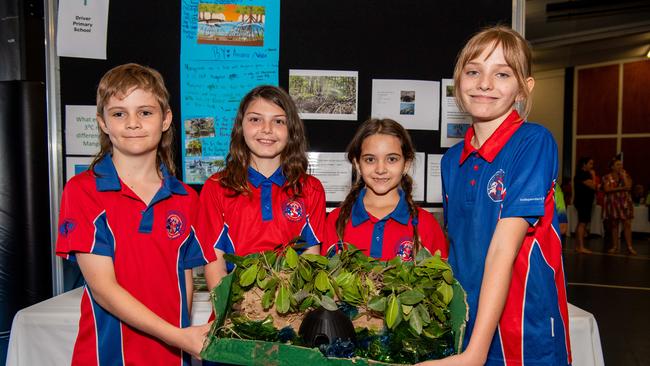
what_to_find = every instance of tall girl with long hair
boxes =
[197,85,326,289]
[322,118,447,261]
[419,26,571,365]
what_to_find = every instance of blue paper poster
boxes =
[181,0,279,184]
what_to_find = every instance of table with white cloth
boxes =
[631,205,650,233]
[568,204,604,236]
[7,288,605,366]
[568,204,650,235]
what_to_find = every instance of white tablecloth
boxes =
[568,205,650,235]
[6,289,604,366]
[631,205,650,233]
[568,204,604,236]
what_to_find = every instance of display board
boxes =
[58,0,512,204]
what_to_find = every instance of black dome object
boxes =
[299,307,356,348]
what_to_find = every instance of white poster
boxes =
[408,152,425,202]
[371,79,440,130]
[289,70,358,121]
[307,152,352,202]
[426,154,443,203]
[65,105,100,155]
[440,78,472,147]
[56,0,109,59]
[65,156,94,182]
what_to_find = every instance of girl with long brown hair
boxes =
[321,118,447,261]
[197,85,326,289]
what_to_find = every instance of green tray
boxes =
[201,271,468,365]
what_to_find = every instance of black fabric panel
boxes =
[59,0,512,201]
[0,81,52,332]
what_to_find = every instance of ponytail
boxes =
[400,174,421,254]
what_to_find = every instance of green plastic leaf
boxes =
[320,295,338,311]
[437,281,453,305]
[261,289,274,310]
[399,289,425,305]
[298,262,313,281]
[285,247,299,269]
[416,303,431,324]
[276,284,290,314]
[335,271,353,287]
[367,296,386,312]
[385,294,402,329]
[414,246,433,262]
[442,269,454,284]
[301,253,329,267]
[409,309,423,334]
[239,264,259,287]
[402,304,413,315]
[256,267,267,282]
[314,270,330,292]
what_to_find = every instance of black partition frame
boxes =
[58,0,512,206]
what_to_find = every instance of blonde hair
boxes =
[453,25,533,118]
[90,63,175,176]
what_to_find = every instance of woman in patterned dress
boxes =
[602,157,636,255]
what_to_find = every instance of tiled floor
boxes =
[563,232,650,366]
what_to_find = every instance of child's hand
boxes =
[177,322,213,359]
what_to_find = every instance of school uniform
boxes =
[322,188,447,261]
[441,110,571,365]
[56,155,211,366]
[196,166,326,269]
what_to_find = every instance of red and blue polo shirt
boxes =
[55,155,211,366]
[322,188,448,261]
[441,110,571,365]
[196,166,326,270]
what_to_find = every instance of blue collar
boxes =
[247,166,286,188]
[93,155,187,195]
[350,188,410,226]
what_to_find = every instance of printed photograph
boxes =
[446,84,454,97]
[196,4,265,46]
[289,70,358,120]
[400,90,415,102]
[186,139,203,157]
[185,117,216,138]
[400,102,415,115]
[447,123,470,138]
[184,156,225,184]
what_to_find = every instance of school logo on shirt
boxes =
[165,211,186,239]
[282,199,305,222]
[487,169,506,202]
[396,239,414,261]
[58,219,76,237]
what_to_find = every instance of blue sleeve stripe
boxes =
[87,285,125,365]
[90,211,115,259]
[299,216,320,246]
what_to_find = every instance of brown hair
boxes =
[89,63,175,175]
[453,25,533,118]
[336,118,422,253]
[217,85,308,196]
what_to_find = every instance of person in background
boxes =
[631,183,645,205]
[602,157,636,255]
[573,157,596,254]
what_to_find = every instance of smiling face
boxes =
[458,43,530,125]
[98,87,171,160]
[242,97,289,170]
[356,133,411,199]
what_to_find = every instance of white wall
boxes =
[529,69,566,182]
